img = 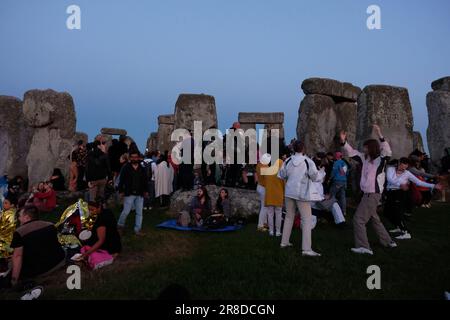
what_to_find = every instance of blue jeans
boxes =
[118,195,144,233]
[330,181,347,215]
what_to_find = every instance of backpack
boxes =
[203,214,226,229]
[142,159,154,181]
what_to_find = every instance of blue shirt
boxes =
[331,159,348,183]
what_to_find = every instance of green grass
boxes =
[1,201,449,300]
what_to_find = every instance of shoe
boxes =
[388,241,398,248]
[302,250,321,257]
[276,232,282,237]
[389,228,402,233]
[351,247,374,255]
[257,227,268,232]
[269,232,274,237]
[20,286,43,300]
[395,232,411,240]
[135,231,146,237]
[280,243,293,248]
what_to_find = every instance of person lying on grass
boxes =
[80,200,122,259]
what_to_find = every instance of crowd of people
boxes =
[1,123,449,294]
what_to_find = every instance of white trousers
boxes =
[256,184,267,228]
[266,206,282,234]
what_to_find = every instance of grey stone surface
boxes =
[169,185,260,218]
[23,90,76,188]
[356,85,414,159]
[23,89,76,139]
[238,112,284,124]
[431,76,450,92]
[174,94,218,133]
[101,128,127,136]
[297,94,338,155]
[335,102,357,148]
[426,90,450,169]
[157,114,175,153]
[413,131,425,153]
[263,123,285,140]
[301,78,362,102]
[0,96,33,178]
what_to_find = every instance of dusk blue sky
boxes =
[1,0,449,152]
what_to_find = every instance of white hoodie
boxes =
[277,153,323,201]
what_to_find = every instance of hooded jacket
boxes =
[277,153,322,201]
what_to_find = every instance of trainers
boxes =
[280,242,293,248]
[302,250,321,257]
[389,228,402,233]
[20,286,43,300]
[276,232,282,237]
[269,232,274,237]
[351,247,374,255]
[388,241,398,248]
[395,232,411,240]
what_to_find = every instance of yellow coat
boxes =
[263,159,285,207]
[256,163,268,187]
[0,208,17,258]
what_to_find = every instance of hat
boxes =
[260,153,271,165]
[335,152,343,160]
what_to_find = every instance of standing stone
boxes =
[431,76,450,92]
[413,131,425,153]
[23,89,76,188]
[426,89,450,169]
[297,94,337,155]
[301,78,362,102]
[335,102,357,148]
[356,85,414,159]
[0,96,33,178]
[239,112,284,124]
[174,94,218,134]
[263,123,285,140]
[157,114,175,153]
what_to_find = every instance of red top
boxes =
[34,189,57,210]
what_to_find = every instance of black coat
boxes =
[86,149,111,182]
[118,163,148,196]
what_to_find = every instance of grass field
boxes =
[1,201,449,300]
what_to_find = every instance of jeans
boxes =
[330,181,347,215]
[118,195,144,233]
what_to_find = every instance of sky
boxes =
[1,0,449,152]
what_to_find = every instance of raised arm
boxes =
[339,130,363,160]
[406,171,436,190]
[373,125,392,158]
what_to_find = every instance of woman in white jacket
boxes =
[277,140,324,257]
[155,155,174,207]
[385,157,442,240]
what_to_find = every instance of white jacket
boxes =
[277,153,323,201]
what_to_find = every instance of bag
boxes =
[142,159,153,181]
[203,214,226,229]
[410,183,423,206]
[80,246,114,270]
[177,210,191,227]
[299,159,322,202]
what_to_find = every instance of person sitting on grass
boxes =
[10,205,65,288]
[311,159,346,228]
[31,181,57,213]
[189,186,212,227]
[80,200,122,259]
[215,188,231,218]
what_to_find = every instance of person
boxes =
[8,176,26,199]
[143,151,157,210]
[68,150,78,192]
[215,188,231,218]
[340,125,397,255]
[263,157,285,237]
[311,159,346,227]
[108,139,123,180]
[189,186,212,227]
[49,168,65,191]
[155,154,174,208]
[0,197,18,259]
[329,152,349,216]
[32,182,56,213]
[72,140,88,191]
[255,154,270,232]
[277,140,323,257]
[408,154,437,208]
[81,201,122,258]
[385,157,441,240]
[10,205,65,287]
[117,151,148,236]
[86,140,111,201]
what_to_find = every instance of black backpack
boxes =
[142,159,154,181]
